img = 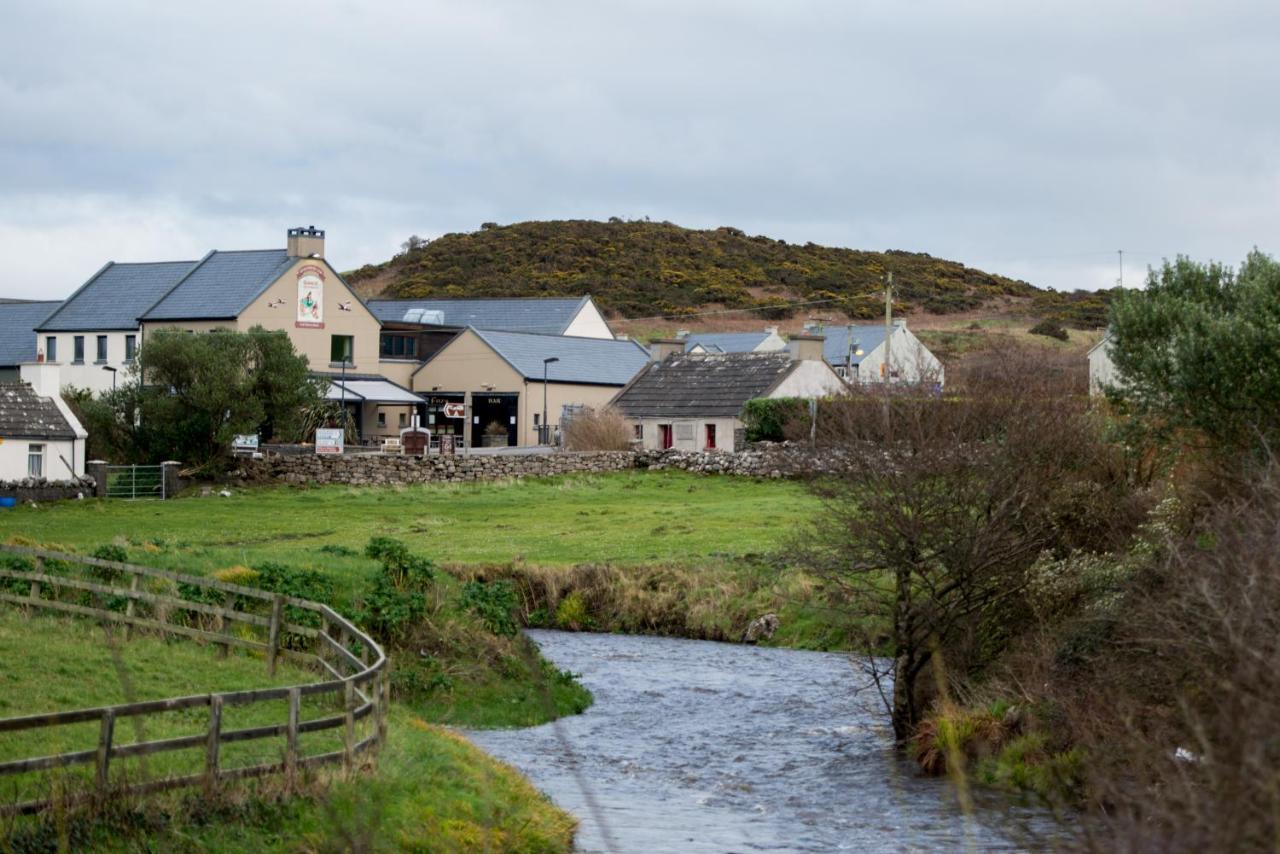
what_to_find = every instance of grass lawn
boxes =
[0,612,574,852]
[0,470,814,573]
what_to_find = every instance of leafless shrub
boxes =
[562,407,633,452]
[795,344,1143,740]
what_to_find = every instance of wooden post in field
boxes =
[29,557,43,607]
[267,595,284,677]
[286,687,301,787]
[217,591,236,659]
[205,695,223,796]
[343,681,356,777]
[95,710,115,799]
[124,573,140,641]
[376,669,390,752]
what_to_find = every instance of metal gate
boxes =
[105,465,165,499]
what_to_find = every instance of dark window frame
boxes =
[73,336,85,364]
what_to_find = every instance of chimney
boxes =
[764,326,778,335]
[287,225,325,258]
[20,361,61,398]
[649,338,685,362]
[787,333,826,362]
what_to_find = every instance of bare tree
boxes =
[797,346,1119,740]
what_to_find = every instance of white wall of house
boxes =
[1088,335,1117,396]
[0,436,80,481]
[36,330,139,394]
[632,416,742,452]
[563,300,615,339]
[771,359,848,398]
[849,325,944,386]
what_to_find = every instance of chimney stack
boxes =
[649,338,685,362]
[787,333,826,362]
[287,225,325,258]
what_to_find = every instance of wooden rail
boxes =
[0,545,390,818]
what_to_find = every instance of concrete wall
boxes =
[633,416,742,452]
[850,325,944,387]
[1088,337,1117,396]
[38,330,138,394]
[0,437,79,481]
[563,300,615,339]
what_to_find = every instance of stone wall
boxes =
[239,450,638,486]
[0,477,96,504]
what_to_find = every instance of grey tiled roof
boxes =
[0,302,61,366]
[38,261,197,332]
[0,383,75,439]
[612,352,799,418]
[683,332,772,353]
[142,249,295,321]
[466,329,650,385]
[368,297,589,334]
[806,322,901,366]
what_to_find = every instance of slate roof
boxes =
[0,383,76,439]
[38,261,197,332]
[432,329,650,386]
[0,302,61,366]
[612,352,800,418]
[806,322,902,366]
[683,331,778,354]
[141,249,295,321]
[367,297,590,335]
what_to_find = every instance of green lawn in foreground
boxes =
[0,470,815,575]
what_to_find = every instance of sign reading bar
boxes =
[296,264,325,329]
[315,428,344,455]
[443,402,466,419]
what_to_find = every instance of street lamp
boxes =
[542,357,560,445]
[339,355,350,439]
[101,365,117,391]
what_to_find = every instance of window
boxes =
[705,423,717,450]
[330,335,354,364]
[125,335,137,362]
[27,444,44,478]
[377,411,386,428]
[533,413,541,426]
[96,335,108,362]
[73,336,85,363]
[45,337,56,363]
[379,334,417,359]
[398,412,407,427]
[634,424,643,440]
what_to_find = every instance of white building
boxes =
[35,260,197,394]
[612,335,846,453]
[0,363,88,481]
[1088,330,1117,396]
[806,321,944,386]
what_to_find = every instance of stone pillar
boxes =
[161,461,182,499]
[86,460,108,498]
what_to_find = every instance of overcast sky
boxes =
[2,0,1277,300]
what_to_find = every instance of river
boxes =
[467,630,1061,853]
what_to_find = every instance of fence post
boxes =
[217,591,236,659]
[286,687,301,786]
[29,556,43,606]
[124,573,140,641]
[205,695,223,796]
[267,595,284,677]
[376,667,390,754]
[95,710,115,798]
[343,680,356,777]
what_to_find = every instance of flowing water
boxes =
[467,630,1064,853]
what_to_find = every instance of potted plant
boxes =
[481,420,510,448]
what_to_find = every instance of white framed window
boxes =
[28,444,45,478]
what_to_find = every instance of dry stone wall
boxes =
[238,444,822,487]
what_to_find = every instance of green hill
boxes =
[346,219,1112,327]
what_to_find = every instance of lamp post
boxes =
[542,357,560,445]
[101,365,117,391]
[339,355,351,439]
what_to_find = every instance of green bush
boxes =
[1028,319,1069,341]
[554,591,593,630]
[742,397,807,442]
[460,580,518,637]
[361,537,435,643]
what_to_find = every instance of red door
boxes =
[705,423,716,449]
[660,424,673,449]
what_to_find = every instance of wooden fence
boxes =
[0,544,389,818]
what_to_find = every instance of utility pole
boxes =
[1118,249,1124,288]
[883,271,893,384]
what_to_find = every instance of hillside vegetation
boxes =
[346,219,1112,327]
